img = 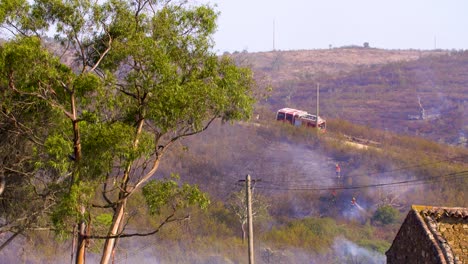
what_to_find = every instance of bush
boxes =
[263,217,342,253]
[372,205,399,225]
[357,239,391,254]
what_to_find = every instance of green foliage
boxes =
[51,181,95,238]
[372,205,400,225]
[80,122,153,178]
[1,37,71,100]
[43,133,73,174]
[0,0,27,22]
[1,0,255,260]
[213,56,256,122]
[95,213,113,227]
[97,2,255,133]
[142,174,210,216]
[73,73,101,97]
[264,217,342,253]
[357,239,391,254]
[262,216,392,257]
[80,110,99,123]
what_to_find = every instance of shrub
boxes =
[263,217,342,253]
[358,239,391,254]
[372,205,399,225]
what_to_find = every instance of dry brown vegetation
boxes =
[5,47,468,263]
[232,48,448,83]
[153,46,468,260]
[135,114,466,262]
[160,45,468,248]
[238,48,468,145]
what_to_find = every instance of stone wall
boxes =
[386,209,446,264]
[437,217,468,264]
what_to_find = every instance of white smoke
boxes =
[332,237,385,264]
[259,237,386,263]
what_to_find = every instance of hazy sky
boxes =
[199,0,468,53]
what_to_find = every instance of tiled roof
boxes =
[416,205,468,219]
[412,205,468,264]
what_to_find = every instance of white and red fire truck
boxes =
[276,108,326,130]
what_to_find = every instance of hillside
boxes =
[149,118,468,263]
[8,117,467,263]
[2,0,467,262]
[233,48,467,145]
[2,41,467,263]
[233,48,447,82]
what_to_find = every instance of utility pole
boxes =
[246,174,254,264]
[273,19,276,51]
[316,83,320,130]
[238,175,260,264]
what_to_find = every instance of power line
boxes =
[253,170,468,191]
[259,156,466,183]
[112,177,245,261]
[265,170,468,188]
[217,180,244,201]
[257,170,468,191]
[112,159,468,261]
[110,169,468,262]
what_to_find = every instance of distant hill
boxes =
[231,48,447,83]
[232,48,467,145]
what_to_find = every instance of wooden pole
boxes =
[273,19,276,51]
[316,83,320,130]
[246,174,254,264]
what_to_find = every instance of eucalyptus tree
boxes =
[0,35,79,251]
[0,0,255,263]
[228,188,270,243]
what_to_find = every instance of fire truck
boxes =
[276,108,326,130]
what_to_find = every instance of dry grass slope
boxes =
[233,48,467,144]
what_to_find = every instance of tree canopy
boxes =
[0,0,255,263]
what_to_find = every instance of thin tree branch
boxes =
[4,20,27,37]
[8,74,74,120]
[116,87,138,99]
[101,173,114,206]
[167,115,218,148]
[0,231,22,251]
[86,213,190,239]
[0,110,45,146]
[89,21,112,72]
[3,167,31,177]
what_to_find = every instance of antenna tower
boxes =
[273,19,276,51]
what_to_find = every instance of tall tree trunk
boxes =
[101,114,146,263]
[100,156,162,263]
[100,198,127,264]
[73,120,86,264]
[76,220,86,264]
[70,93,86,264]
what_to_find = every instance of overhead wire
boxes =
[112,157,468,261]
[259,155,466,183]
[111,173,255,262]
[111,171,468,262]
[254,170,468,191]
